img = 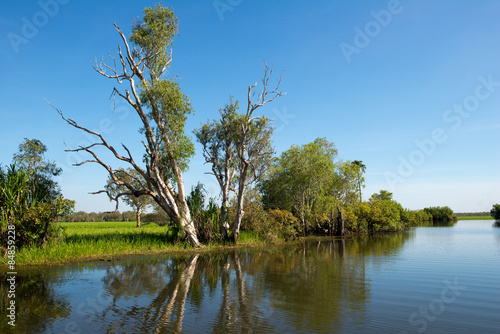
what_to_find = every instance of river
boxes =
[1,219,499,333]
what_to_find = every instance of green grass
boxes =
[457,216,494,220]
[2,221,268,267]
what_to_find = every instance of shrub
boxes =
[491,204,500,220]
[401,208,432,227]
[367,199,403,232]
[343,202,370,233]
[267,209,301,241]
[0,165,74,250]
[423,206,457,222]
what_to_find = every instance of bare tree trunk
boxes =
[136,206,142,228]
[179,204,200,247]
[335,207,344,236]
[220,197,230,242]
[231,167,247,244]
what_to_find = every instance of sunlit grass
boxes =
[3,221,268,266]
[457,216,494,220]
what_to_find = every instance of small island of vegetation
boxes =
[0,4,493,267]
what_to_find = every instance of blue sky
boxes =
[1,0,499,213]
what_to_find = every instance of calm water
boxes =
[1,220,499,333]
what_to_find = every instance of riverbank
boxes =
[1,221,287,267]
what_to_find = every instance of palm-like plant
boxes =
[0,164,32,223]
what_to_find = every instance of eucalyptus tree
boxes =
[105,168,153,227]
[13,138,62,201]
[195,65,284,243]
[194,101,239,240]
[52,5,201,246]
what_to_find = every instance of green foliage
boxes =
[423,206,458,222]
[260,138,366,233]
[342,195,431,234]
[1,140,74,250]
[230,187,263,231]
[332,160,361,206]
[260,138,338,222]
[490,204,500,220]
[370,190,393,202]
[0,164,32,222]
[342,202,371,233]
[0,165,74,249]
[15,198,74,247]
[400,208,432,227]
[140,78,195,178]
[267,209,301,241]
[367,199,403,232]
[130,3,178,79]
[13,138,62,177]
[186,183,221,243]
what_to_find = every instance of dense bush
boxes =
[186,183,221,243]
[342,194,431,234]
[400,208,432,227]
[342,197,404,233]
[367,199,404,232]
[0,165,74,249]
[423,206,458,222]
[267,209,301,241]
[342,202,370,233]
[491,204,500,220]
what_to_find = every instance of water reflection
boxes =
[414,220,458,227]
[3,232,413,333]
[0,271,71,333]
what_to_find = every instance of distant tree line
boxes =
[455,212,491,217]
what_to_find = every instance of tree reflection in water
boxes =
[0,271,71,333]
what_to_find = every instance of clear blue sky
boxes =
[1,0,499,213]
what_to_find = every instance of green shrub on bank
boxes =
[491,204,500,220]
[267,209,301,241]
[423,206,457,222]
[401,208,432,227]
[342,198,431,234]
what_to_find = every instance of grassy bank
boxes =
[2,221,266,267]
[457,216,494,220]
